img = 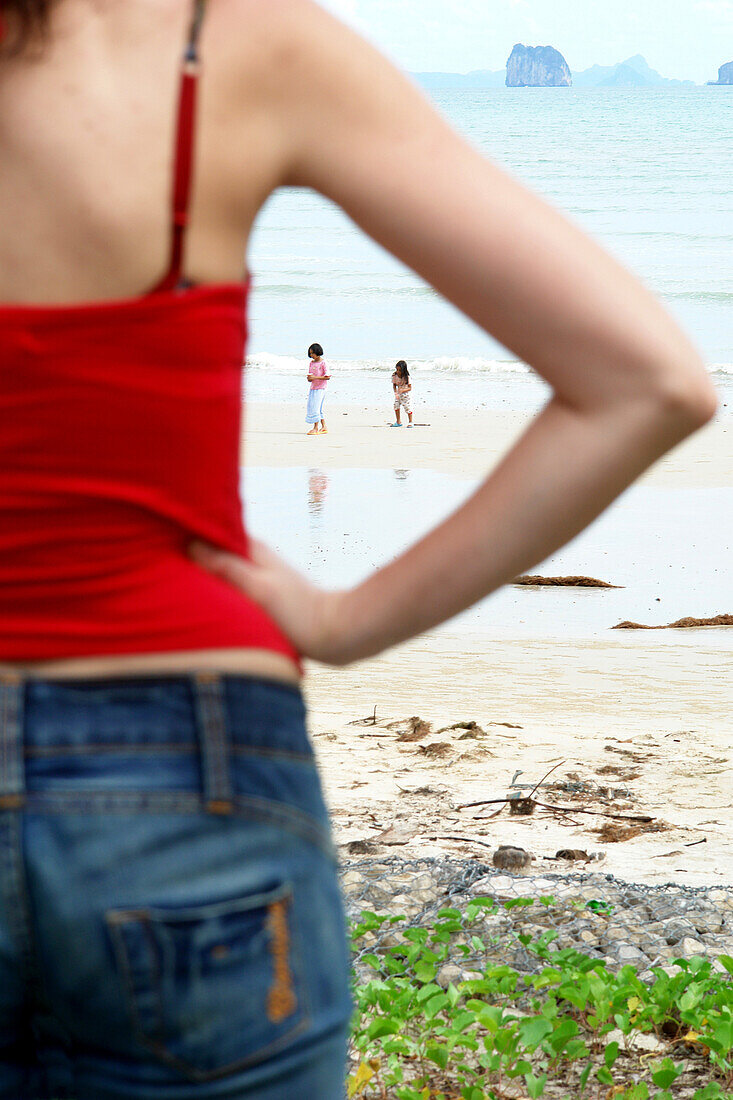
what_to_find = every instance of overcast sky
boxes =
[320,0,732,83]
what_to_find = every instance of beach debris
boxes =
[436,720,487,739]
[458,747,496,762]
[461,795,654,825]
[604,745,647,764]
[613,613,733,629]
[492,845,533,871]
[460,761,656,826]
[419,742,452,759]
[553,849,607,863]
[592,820,670,843]
[373,822,417,846]
[509,795,536,816]
[349,706,378,726]
[395,785,443,797]
[597,764,642,780]
[346,839,377,855]
[509,761,565,793]
[427,835,498,853]
[394,717,432,742]
[489,720,524,729]
[514,574,622,587]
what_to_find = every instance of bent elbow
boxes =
[654,370,718,434]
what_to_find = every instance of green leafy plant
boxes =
[348,897,733,1100]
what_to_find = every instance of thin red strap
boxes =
[154,1,206,293]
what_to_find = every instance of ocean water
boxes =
[246,87,732,410]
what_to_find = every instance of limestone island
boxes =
[506,44,572,87]
[708,61,733,85]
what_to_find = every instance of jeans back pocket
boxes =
[106,882,309,1082]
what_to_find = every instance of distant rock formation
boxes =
[709,61,733,85]
[574,54,695,88]
[506,44,572,87]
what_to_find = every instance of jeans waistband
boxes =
[0,673,308,816]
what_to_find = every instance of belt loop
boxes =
[193,673,233,815]
[0,674,25,811]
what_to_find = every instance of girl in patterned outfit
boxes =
[391,360,413,426]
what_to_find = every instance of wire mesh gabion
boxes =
[342,857,733,981]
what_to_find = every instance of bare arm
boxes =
[195,1,716,663]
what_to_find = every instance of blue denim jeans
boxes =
[0,673,351,1099]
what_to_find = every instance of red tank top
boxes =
[0,2,299,665]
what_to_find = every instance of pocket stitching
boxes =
[106,884,312,1083]
[107,913,166,1050]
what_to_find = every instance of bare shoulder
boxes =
[210,0,351,87]
[210,0,430,187]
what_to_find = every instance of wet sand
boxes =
[244,401,732,487]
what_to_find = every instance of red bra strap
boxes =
[154,0,207,293]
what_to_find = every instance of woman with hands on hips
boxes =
[0,0,717,1096]
[191,2,715,667]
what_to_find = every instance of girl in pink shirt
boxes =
[306,342,330,434]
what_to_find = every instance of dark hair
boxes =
[395,360,410,381]
[308,343,324,358]
[0,1,53,53]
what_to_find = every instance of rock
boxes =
[341,870,366,892]
[611,943,648,966]
[386,872,440,906]
[677,936,708,958]
[634,1032,666,1053]
[710,61,733,85]
[473,873,513,895]
[389,893,423,919]
[690,911,725,935]
[649,917,697,945]
[506,44,572,87]
[436,964,464,989]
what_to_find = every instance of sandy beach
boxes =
[244,400,732,888]
[245,401,732,486]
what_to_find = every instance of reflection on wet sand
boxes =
[245,468,732,642]
[308,469,329,516]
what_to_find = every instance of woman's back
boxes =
[0,0,283,305]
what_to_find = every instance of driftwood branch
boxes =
[528,761,565,801]
[459,797,653,825]
[427,835,498,851]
